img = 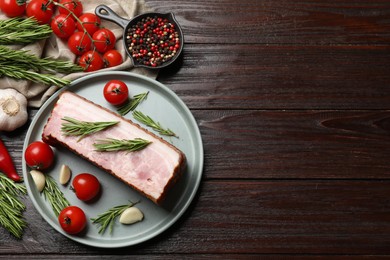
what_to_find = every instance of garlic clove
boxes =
[119,207,144,225]
[59,164,71,185]
[30,170,46,192]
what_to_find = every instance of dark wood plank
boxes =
[0,256,387,260]
[159,44,390,110]
[145,0,390,44]
[1,181,390,255]
[197,110,390,179]
[0,256,388,260]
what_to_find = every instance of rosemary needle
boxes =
[0,45,83,74]
[132,110,177,137]
[93,138,151,152]
[0,17,52,45]
[0,173,27,239]
[117,91,149,116]
[91,201,139,234]
[42,175,70,217]
[0,64,71,87]
[61,117,119,141]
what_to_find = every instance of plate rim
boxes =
[22,71,204,248]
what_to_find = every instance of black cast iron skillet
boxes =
[95,5,184,69]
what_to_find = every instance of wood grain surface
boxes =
[1,0,390,258]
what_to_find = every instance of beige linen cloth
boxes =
[0,0,157,108]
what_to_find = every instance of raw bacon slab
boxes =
[42,91,186,205]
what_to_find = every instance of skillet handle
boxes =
[95,5,130,28]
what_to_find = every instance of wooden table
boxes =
[1,0,390,258]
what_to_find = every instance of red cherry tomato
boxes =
[77,13,101,35]
[0,0,26,17]
[68,31,92,55]
[24,141,54,170]
[26,0,54,25]
[92,28,116,53]
[78,50,104,72]
[103,80,129,105]
[51,14,76,39]
[58,0,82,17]
[72,173,100,201]
[58,206,86,235]
[103,49,123,68]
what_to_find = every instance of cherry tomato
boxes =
[51,14,76,39]
[58,0,82,17]
[58,206,86,235]
[78,50,104,72]
[92,28,116,53]
[72,173,100,201]
[26,0,54,25]
[77,13,101,36]
[0,0,26,17]
[68,31,92,55]
[24,141,54,170]
[103,80,129,105]
[103,49,123,68]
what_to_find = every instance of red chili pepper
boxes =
[0,138,21,182]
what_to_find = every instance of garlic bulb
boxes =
[0,88,28,132]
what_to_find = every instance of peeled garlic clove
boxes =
[59,164,71,185]
[30,170,46,192]
[119,207,144,225]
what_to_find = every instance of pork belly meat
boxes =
[42,91,186,205]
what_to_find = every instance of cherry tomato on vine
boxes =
[68,31,92,55]
[103,49,123,68]
[26,0,54,25]
[72,173,101,201]
[51,14,76,39]
[103,80,129,105]
[0,0,26,17]
[92,28,116,53]
[58,0,82,17]
[78,50,104,72]
[24,141,54,170]
[77,13,101,35]
[58,206,86,235]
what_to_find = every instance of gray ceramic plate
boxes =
[23,71,203,248]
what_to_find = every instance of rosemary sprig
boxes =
[42,175,70,216]
[94,138,151,152]
[117,91,149,116]
[91,201,139,234]
[0,173,27,239]
[0,17,52,45]
[132,110,177,137]
[61,117,119,141]
[0,64,71,87]
[0,46,83,74]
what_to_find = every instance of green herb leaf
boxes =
[42,175,70,217]
[132,110,177,137]
[0,45,83,74]
[0,64,71,87]
[0,173,27,239]
[91,201,139,234]
[93,138,151,152]
[61,117,119,141]
[0,17,52,45]
[117,91,149,116]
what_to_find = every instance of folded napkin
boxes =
[0,0,157,108]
